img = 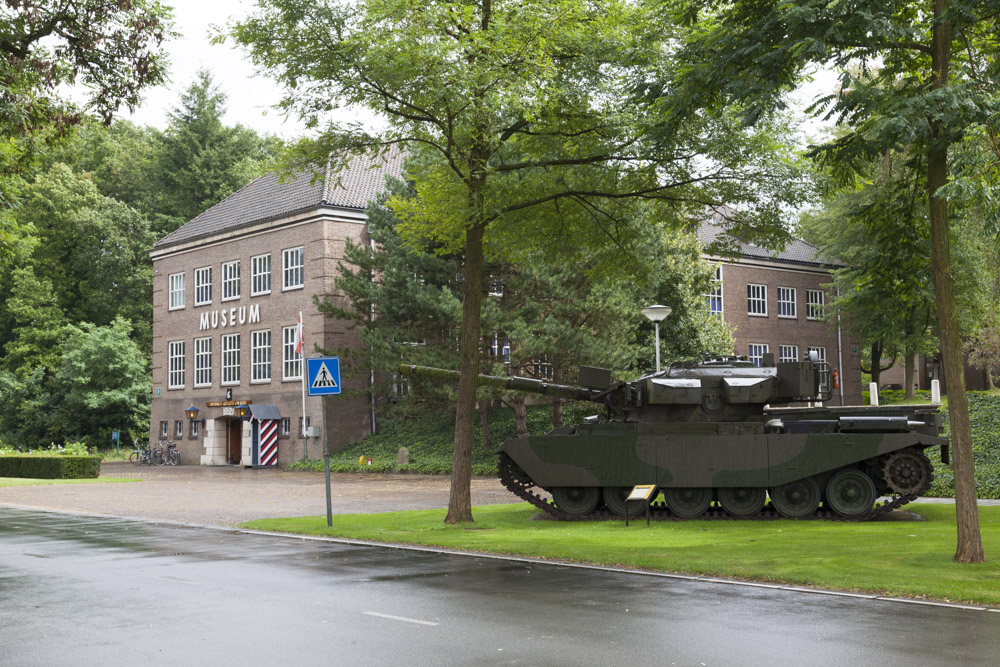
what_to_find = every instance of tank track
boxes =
[498,452,925,522]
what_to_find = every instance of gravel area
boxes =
[0,462,517,528]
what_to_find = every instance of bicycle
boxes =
[129,439,151,465]
[165,441,180,466]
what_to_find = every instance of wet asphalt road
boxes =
[2,508,999,666]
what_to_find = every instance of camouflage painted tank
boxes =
[399,354,947,520]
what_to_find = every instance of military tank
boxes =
[399,353,947,520]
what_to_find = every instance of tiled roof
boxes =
[696,221,839,267]
[154,148,405,250]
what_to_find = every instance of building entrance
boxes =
[226,419,242,464]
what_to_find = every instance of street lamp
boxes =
[642,304,672,372]
[184,405,205,426]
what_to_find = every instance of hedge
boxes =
[925,392,1000,499]
[0,455,102,479]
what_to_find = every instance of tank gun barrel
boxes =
[397,365,604,402]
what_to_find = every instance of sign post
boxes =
[307,357,342,527]
[625,484,658,527]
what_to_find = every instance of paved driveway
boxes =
[0,462,515,527]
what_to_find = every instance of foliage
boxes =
[927,393,1000,500]
[153,69,283,235]
[229,0,807,522]
[0,455,101,479]
[289,402,594,476]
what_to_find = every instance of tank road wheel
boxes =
[664,488,712,518]
[602,487,644,517]
[551,487,600,516]
[769,478,821,519]
[825,470,876,518]
[718,487,766,518]
[881,449,934,496]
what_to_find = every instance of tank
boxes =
[398,354,948,520]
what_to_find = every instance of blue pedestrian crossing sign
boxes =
[306,357,342,396]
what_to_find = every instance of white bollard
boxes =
[869,382,879,406]
[931,379,941,404]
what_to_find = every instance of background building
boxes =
[698,222,863,405]
[149,152,403,465]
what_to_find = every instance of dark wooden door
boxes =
[227,420,242,464]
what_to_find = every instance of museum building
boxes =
[149,151,404,466]
[698,222,863,405]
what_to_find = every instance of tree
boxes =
[671,0,999,561]
[155,70,282,234]
[231,0,805,523]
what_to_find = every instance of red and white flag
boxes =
[294,311,304,354]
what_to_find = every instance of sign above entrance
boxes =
[206,400,252,408]
[307,357,342,396]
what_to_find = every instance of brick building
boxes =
[698,223,863,405]
[149,152,404,466]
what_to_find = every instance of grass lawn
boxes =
[0,477,139,487]
[243,503,1000,607]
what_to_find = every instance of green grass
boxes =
[0,477,139,487]
[242,503,1000,606]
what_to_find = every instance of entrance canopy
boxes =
[246,404,281,421]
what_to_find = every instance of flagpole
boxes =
[299,310,307,461]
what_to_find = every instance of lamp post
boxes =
[184,405,205,426]
[641,304,672,372]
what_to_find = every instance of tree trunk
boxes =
[510,397,529,438]
[552,365,564,428]
[904,353,916,399]
[446,221,486,524]
[929,0,984,562]
[477,398,493,452]
[869,341,883,386]
[987,368,995,391]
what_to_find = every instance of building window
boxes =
[194,267,212,306]
[300,416,311,435]
[168,341,185,388]
[280,417,291,436]
[222,260,241,301]
[532,356,554,380]
[174,420,183,438]
[168,273,185,310]
[222,333,240,385]
[251,329,271,383]
[283,247,304,290]
[747,284,767,316]
[490,333,510,364]
[808,346,827,363]
[807,289,825,320]
[777,286,796,318]
[160,421,168,438]
[194,337,212,387]
[706,265,723,317]
[778,345,799,363]
[283,325,302,380]
[748,343,769,367]
[190,420,199,438]
[251,253,271,296]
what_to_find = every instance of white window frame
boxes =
[175,420,183,438]
[190,419,199,438]
[168,341,185,388]
[280,417,291,436]
[777,286,797,318]
[706,265,723,317]
[282,325,302,380]
[251,253,271,296]
[168,273,185,310]
[747,284,767,317]
[808,346,827,363]
[807,289,825,320]
[194,267,212,306]
[778,344,799,363]
[194,337,212,387]
[748,343,769,368]
[160,421,168,438]
[251,329,272,383]
[222,260,241,302]
[222,333,240,385]
[300,416,311,435]
[282,246,304,291]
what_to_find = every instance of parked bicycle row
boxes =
[130,439,180,466]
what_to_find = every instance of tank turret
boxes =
[399,355,947,521]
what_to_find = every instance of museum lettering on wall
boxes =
[200,304,261,330]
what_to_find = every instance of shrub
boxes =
[925,392,1000,499]
[0,455,101,479]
